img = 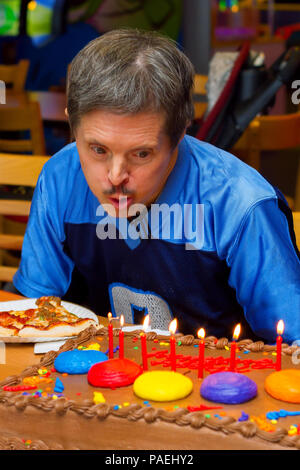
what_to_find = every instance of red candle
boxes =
[119,315,124,359]
[276,320,284,371]
[229,324,241,372]
[169,319,177,371]
[197,328,206,379]
[107,312,114,359]
[141,315,150,370]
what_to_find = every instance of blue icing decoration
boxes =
[200,371,257,404]
[54,349,108,374]
[266,409,300,420]
[54,377,64,393]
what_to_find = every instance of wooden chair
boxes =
[293,212,300,249]
[0,101,46,155]
[193,74,208,119]
[0,60,30,92]
[0,153,49,282]
[232,112,300,210]
[0,101,47,271]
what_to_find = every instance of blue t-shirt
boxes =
[13,135,300,343]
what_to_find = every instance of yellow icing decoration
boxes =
[93,392,106,404]
[133,370,193,402]
[265,369,300,403]
[86,343,101,351]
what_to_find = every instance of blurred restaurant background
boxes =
[0,0,300,284]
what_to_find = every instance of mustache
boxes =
[103,185,134,196]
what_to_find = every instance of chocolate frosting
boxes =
[0,326,300,450]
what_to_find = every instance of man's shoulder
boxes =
[181,136,279,256]
[183,135,277,204]
[43,141,81,176]
[41,142,88,202]
[40,142,99,224]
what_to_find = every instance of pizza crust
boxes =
[18,319,97,338]
[0,326,18,337]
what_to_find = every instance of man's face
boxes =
[75,109,180,217]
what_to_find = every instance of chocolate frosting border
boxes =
[1,326,300,450]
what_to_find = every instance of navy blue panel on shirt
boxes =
[63,221,251,339]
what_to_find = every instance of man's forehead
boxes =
[77,109,169,147]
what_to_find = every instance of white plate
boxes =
[0,299,99,343]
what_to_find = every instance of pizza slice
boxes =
[0,297,98,338]
[0,311,24,336]
[0,309,36,336]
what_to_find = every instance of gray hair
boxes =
[67,28,195,148]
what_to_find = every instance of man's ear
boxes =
[178,125,188,143]
[65,107,69,117]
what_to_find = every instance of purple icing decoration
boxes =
[200,372,257,404]
[104,345,119,355]
[238,411,249,422]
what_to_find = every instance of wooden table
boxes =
[0,290,105,382]
[5,90,68,123]
[28,91,67,123]
[0,290,36,381]
[0,290,23,302]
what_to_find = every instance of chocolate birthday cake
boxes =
[1,325,300,450]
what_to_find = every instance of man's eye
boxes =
[91,146,106,155]
[136,150,150,159]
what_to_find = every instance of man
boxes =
[13,29,300,343]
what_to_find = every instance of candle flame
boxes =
[143,314,150,331]
[107,312,112,322]
[233,323,241,341]
[197,328,205,340]
[277,320,284,336]
[120,314,124,328]
[169,318,177,336]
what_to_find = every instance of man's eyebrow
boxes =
[86,139,106,146]
[131,143,159,150]
[86,139,159,149]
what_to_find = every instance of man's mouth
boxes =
[108,196,133,210]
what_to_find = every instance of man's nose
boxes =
[107,157,129,186]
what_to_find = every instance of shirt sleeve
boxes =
[227,198,300,344]
[13,168,75,298]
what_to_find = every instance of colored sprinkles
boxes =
[147,349,277,373]
[2,337,300,443]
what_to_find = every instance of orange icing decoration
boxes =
[265,369,300,403]
[23,376,52,386]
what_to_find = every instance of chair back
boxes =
[0,101,46,155]
[235,112,300,153]
[193,74,208,120]
[293,212,300,249]
[233,112,300,210]
[0,153,49,282]
[0,60,30,92]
